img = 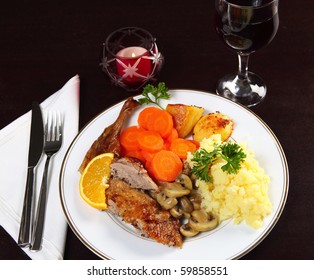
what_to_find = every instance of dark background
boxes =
[1,0,313,260]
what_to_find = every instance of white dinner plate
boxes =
[59,90,289,259]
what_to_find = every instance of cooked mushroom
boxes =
[188,210,218,232]
[161,182,191,198]
[179,223,199,237]
[179,196,194,214]
[169,205,184,219]
[182,211,191,219]
[149,173,216,237]
[155,192,178,210]
[189,190,202,210]
[176,173,193,190]
[148,190,158,199]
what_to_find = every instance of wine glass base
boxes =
[216,72,267,107]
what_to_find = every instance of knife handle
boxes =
[18,167,35,247]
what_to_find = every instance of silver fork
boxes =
[31,111,63,251]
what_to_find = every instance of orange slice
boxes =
[79,152,114,210]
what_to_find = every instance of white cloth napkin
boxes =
[0,75,80,260]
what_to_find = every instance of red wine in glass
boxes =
[215,0,279,107]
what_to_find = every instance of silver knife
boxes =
[18,102,44,247]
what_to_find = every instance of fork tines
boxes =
[45,111,62,142]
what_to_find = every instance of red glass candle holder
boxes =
[100,27,164,91]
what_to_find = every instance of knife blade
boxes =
[18,102,44,247]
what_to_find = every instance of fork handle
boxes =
[31,155,51,251]
[18,167,35,247]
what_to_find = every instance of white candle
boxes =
[116,46,148,58]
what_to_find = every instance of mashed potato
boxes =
[187,134,272,229]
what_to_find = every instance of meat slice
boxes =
[110,157,159,191]
[79,97,140,173]
[106,179,183,248]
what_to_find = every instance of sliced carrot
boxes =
[164,128,179,150]
[137,130,164,153]
[138,107,161,130]
[120,126,144,151]
[150,150,183,182]
[165,128,179,143]
[163,141,171,150]
[170,138,197,159]
[123,149,146,163]
[144,159,153,173]
[189,139,200,149]
[147,109,174,138]
[141,149,156,163]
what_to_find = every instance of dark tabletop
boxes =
[1,0,313,260]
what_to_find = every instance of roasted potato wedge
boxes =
[166,104,204,138]
[193,112,233,142]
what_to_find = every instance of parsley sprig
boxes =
[138,82,170,109]
[191,142,246,182]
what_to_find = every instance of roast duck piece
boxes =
[79,97,183,247]
[107,179,182,248]
[79,96,140,173]
[110,157,158,191]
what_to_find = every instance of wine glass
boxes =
[215,0,279,107]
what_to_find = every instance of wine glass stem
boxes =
[237,52,250,80]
